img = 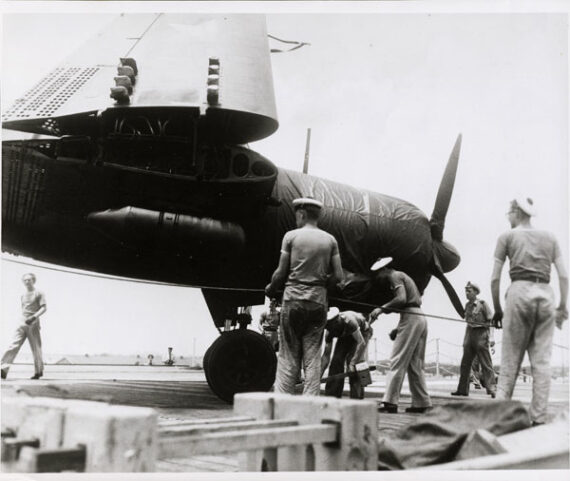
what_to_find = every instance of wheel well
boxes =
[202,288,264,328]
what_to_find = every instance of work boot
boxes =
[378,402,398,413]
[487,390,496,399]
[450,391,468,397]
[1,369,7,380]
[30,372,43,380]
[405,406,432,413]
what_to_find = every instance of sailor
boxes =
[1,273,47,380]
[451,281,497,398]
[259,298,280,351]
[369,257,432,413]
[491,197,568,425]
[265,197,344,395]
[321,308,373,399]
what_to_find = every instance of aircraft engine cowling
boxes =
[87,206,245,259]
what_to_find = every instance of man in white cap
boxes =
[266,197,343,395]
[451,281,496,398]
[320,308,373,399]
[369,257,432,413]
[491,197,568,425]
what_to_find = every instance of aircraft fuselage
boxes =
[2,136,435,317]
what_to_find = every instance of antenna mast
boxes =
[302,128,311,174]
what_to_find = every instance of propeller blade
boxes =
[432,267,465,318]
[430,133,462,241]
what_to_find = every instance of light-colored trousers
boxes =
[1,321,44,375]
[497,281,556,423]
[275,300,327,396]
[383,308,431,408]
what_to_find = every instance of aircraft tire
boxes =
[203,344,213,387]
[205,329,277,404]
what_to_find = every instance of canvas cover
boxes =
[377,400,531,469]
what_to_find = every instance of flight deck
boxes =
[2,364,568,472]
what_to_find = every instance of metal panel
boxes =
[3,14,278,143]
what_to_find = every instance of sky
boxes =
[1,4,569,368]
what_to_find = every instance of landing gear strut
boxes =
[204,329,277,403]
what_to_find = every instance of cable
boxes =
[1,256,261,292]
[330,296,467,324]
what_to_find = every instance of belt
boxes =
[404,303,421,309]
[511,275,549,284]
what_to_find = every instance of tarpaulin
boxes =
[377,400,531,470]
[271,169,437,305]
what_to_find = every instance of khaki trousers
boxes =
[383,308,431,408]
[1,321,44,375]
[497,281,555,424]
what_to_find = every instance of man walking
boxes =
[265,197,343,395]
[491,197,568,425]
[451,281,496,398]
[370,257,432,413]
[321,308,373,399]
[1,273,47,380]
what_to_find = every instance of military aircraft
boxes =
[2,14,463,403]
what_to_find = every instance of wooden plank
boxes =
[160,419,297,437]
[159,416,254,427]
[159,424,337,458]
[63,402,158,472]
[234,392,378,471]
[158,455,239,472]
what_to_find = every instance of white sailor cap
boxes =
[327,307,340,321]
[370,256,393,271]
[513,197,536,217]
[292,197,323,209]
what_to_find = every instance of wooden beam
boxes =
[159,416,254,427]
[160,419,298,437]
[159,424,338,458]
